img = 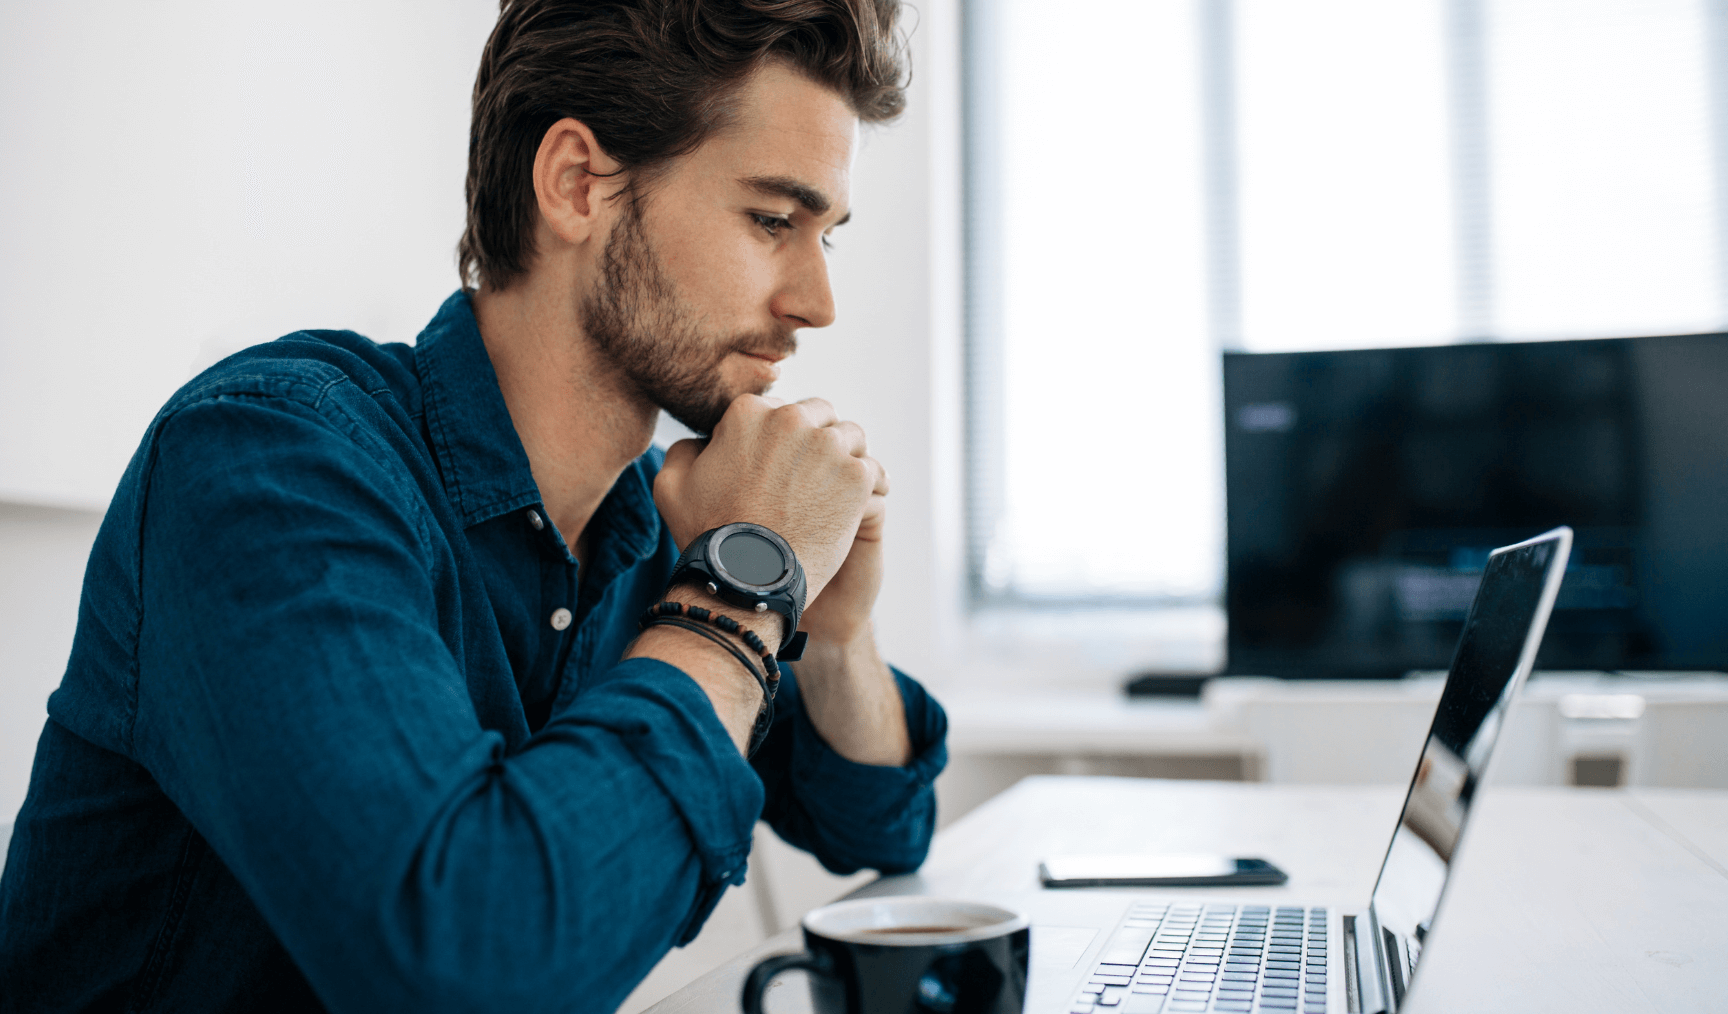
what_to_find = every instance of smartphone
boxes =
[1039,854,1288,888]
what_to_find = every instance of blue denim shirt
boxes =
[0,292,947,1013]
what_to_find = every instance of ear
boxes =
[532,117,623,247]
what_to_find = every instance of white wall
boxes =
[0,504,103,822]
[0,1,497,510]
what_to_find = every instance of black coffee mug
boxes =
[742,896,1030,1014]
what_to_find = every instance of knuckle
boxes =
[769,403,806,432]
[841,457,871,487]
[817,426,849,453]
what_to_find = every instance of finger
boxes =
[826,420,868,458]
[793,397,838,428]
[711,394,773,441]
[660,437,702,476]
[654,438,701,505]
[854,493,888,542]
[859,454,890,496]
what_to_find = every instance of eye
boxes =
[750,212,790,237]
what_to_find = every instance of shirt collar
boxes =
[412,291,664,567]
[414,290,541,528]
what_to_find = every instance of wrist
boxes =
[663,584,783,655]
[667,522,807,649]
[627,623,760,752]
[795,621,881,676]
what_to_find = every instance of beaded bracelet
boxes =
[638,601,782,690]
[638,600,783,756]
[641,616,775,755]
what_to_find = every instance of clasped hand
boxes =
[653,395,889,647]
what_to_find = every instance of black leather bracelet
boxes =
[640,616,775,756]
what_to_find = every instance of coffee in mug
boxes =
[742,896,1029,1014]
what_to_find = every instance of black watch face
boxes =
[716,530,787,587]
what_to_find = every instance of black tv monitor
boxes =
[1223,333,1728,679]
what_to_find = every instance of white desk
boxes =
[647,777,1728,1014]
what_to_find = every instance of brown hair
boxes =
[458,0,909,293]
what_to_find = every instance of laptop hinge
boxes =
[1345,911,1392,1014]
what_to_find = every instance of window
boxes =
[964,0,1728,608]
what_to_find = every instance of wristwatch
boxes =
[668,522,808,661]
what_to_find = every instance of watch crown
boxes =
[706,581,718,595]
[754,602,768,612]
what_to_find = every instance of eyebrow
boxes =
[742,174,850,225]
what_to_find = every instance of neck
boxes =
[471,272,658,557]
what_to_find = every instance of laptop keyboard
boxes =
[1067,903,1329,1014]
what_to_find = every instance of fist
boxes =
[653,396,889,603]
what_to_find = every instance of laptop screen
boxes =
[1367,527,1572,994]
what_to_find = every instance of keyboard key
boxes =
[1094,974,1132,986]
[1122,995,1165,1014]
[1216,1003,1253,1012]
[1131,985,1169,995]
[1081,983,1106,994]
[1167,1004,1207,1013]
[1095,993,1122,1007]
[1069,1005,1095,1014]
[1221,971,1258,981]
[1258,999,1298,1010]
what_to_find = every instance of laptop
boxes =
[1021,525,1574,1014]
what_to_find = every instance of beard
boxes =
[581,199,796,436]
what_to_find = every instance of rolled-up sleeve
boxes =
[752,666,948,875]
[134,395,762,1013]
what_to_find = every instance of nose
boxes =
[770,240,837,330]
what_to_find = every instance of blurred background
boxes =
[3,1,1726,1009]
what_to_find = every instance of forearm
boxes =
[624,586,783,754]
[754,665,948,875]
[790,621,912,766]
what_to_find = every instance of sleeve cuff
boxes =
[782,667,949,873]
[791,667,948,788]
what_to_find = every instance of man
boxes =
[0,1,946,1010]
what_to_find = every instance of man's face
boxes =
[582,61,858,435]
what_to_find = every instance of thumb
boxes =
[654,438,702,507]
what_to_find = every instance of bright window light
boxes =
[967,0,1728,607]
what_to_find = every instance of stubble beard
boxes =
[581,198,796,437]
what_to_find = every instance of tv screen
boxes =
[1223,333,1728,679]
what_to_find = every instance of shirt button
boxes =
[526,509,545,531]
[549,607,572,631]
